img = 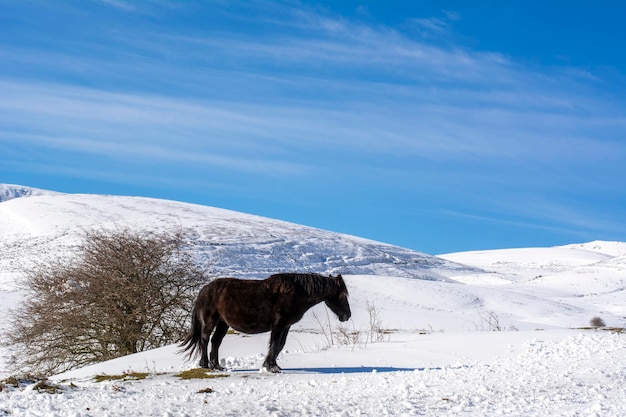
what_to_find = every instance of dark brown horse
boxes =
[181,273,351,373]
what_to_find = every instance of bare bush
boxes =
[480,310,503,331]
[4,228,205,375]
[366,301,386,343]
[590,316,606,328]
[334,322,363,347]
[474,310,518,332]
[312,309,335,347]
[313,300,387,348]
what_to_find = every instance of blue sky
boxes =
[1,1,625,254]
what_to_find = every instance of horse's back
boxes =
[204,277,270,297]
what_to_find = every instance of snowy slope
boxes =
[440,244,626,328]
[1,184,624,332]
[438,245,614,283]
[0,188,471,289]
[2,185,626,416]
[563,240,626,257]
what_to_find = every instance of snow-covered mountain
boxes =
[0,184,475,287]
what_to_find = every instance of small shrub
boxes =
[590,316,606,328]
[475,310,518,331]
[335,322,363,347]
[483,311,503,331]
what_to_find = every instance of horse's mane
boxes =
[266,273,347,298]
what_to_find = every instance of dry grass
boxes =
[1,376,64,394]
[31,380,62,394]
[175,368,230,380]
[94,372,150,383]
[577,326,624,333]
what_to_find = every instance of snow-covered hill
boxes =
[439,243,626,328]
[0,186,473,288]
[1,184,624,332]
[2,185,626,416]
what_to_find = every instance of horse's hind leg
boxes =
[209,320,229,370]
[199,317,216,369]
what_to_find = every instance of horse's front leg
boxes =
[263,325,291,373]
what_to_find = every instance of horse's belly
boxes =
[222,308,273,334]
[229,322,271,334]
[226,320,272,334]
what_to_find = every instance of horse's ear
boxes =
[329,274,334,278]
[336,274,342,279]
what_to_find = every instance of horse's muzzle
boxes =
[339,312,351,322]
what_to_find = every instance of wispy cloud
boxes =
[0,81,315,176]
[4,73,621,171]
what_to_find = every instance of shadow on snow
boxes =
[231,366,440,375]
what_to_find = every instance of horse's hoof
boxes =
[209,361,225,371]
[262,364,282,373]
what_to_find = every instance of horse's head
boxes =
[325,274,351,322]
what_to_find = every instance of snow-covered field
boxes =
[3,329,625,417]
[1,185,625,416]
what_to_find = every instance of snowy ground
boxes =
[2,253,626,416]
[2,273,625,416]
[2,329,625,416]
[1,189,626,415]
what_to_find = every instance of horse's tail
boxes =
[179,301,202,360]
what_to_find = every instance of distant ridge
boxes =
[0,184,61,202]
